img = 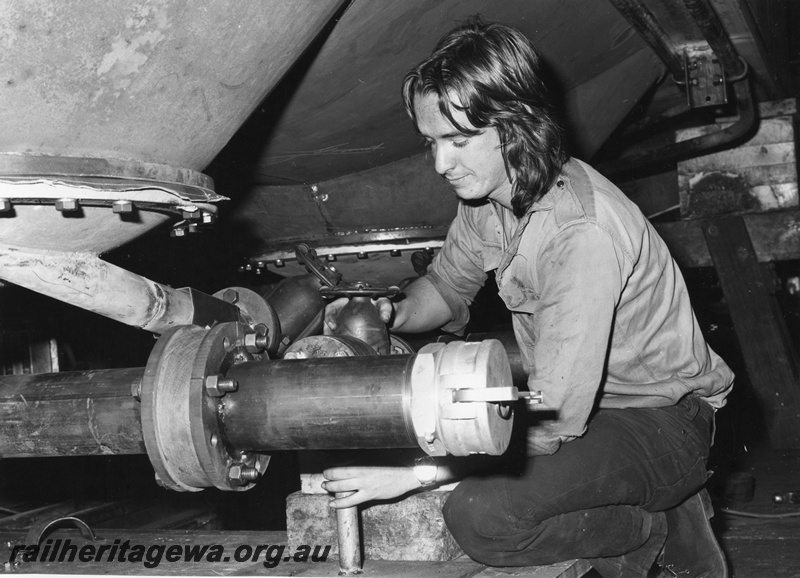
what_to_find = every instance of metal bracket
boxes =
[684,46,727,108]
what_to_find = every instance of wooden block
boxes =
[677,100,798,219]
[286,490,462,562]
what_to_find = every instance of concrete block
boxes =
[286,490,463,561]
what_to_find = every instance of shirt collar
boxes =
[527,158,574,213]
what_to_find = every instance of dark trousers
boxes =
[443,395,715,574]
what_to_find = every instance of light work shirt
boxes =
[427,158,734,455]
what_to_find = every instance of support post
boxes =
[703,216,800,447]
[335,492,362,575]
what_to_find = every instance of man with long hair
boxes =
[323,16,733,577]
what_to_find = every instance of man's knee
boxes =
[443,479,522,565]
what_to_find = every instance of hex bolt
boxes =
[228,464,260,486]
[205,374,238,397]
[201,211,215,224]
[357,252,368,259]
[181,205,199,219]
[222,289,239,304]
[275,260,285,268]
[0,199,12,212]
[131,380,142,400]
[171,227,187,238]
[390,249,401,257]
[55,198,79,212]
[112,200,134,214]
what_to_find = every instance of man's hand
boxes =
[323,297,394,335]
[322,466,420,508]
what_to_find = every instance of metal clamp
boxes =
[451,386,543,405]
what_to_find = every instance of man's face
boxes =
[414,92,513,206]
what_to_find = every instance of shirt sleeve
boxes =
[429,203,489,334]
[525,221,631,455]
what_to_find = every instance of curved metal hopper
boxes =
[0,0,343,330]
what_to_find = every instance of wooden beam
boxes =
[702,216,800,448]
[654,208,800,268]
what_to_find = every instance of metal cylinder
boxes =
[0,248,196,334]
[262,274,328,356]
[433,331,528,388]
[223,355,417,451]
[0,367,146,458]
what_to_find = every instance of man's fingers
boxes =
[374,298,394,324]
[328,492,367,509]
[322,466,359,480]
[323,297,350,334]
[321,478,360,494]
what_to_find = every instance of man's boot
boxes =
[657,488,728,577]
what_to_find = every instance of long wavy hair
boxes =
[402,16,567,217]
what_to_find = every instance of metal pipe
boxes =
[0,355,420,458]
[607,0,684,79]
[683,0,747,77]
[0,368,146,458]
[599,78,756,179]
[0,247,196,334]
[223,355,418,451]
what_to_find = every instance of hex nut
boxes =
[112,200,134,213]
[244,330,269,354]
[205,374,238,397]
[55,198,79,212]
[228,464,259,486]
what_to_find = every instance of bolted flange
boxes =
[141,322,269,492]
